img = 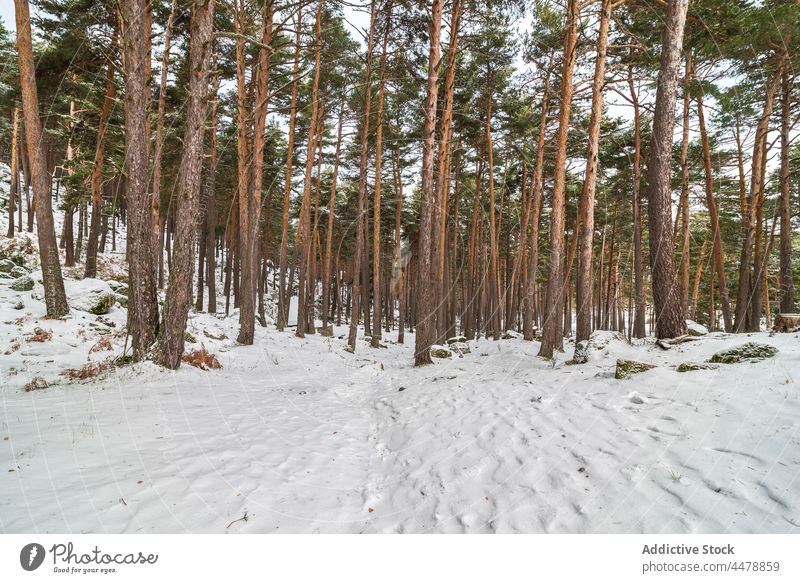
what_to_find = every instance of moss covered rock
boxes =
[709,342,778,364]
[615,359,656,379]
[430,345,453,359]
[185,331,197,344]
[677,362,719,373]
[10,275,34,291]
[446,335,467,345]
[0,258,15,273]
[450,341,470,355]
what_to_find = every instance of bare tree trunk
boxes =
[734,59,784,331]
[696,87,733,331]
[645,0,688,340]
[628,63,646,338]
[778,65,794,314]
[392,142,405,343]
[322,98,345,335]
[277,10,302,331]
[7,107,19,238]
[370,2,391,347]
[523,58,553,341]
[85,52,116,278]
[206,50,220,314]
[676,50,692,315]
[348,0,378,351]
[539,0,579,357]
[296,0,324,340]
[432,0,462,343]
[122,0,158,358]
[414,0,443,366]
[14,0,69,317]
[575,0,610,351]
[238,0,274,344]
[154,0,216,368]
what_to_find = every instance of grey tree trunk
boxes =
[154,0,216,368]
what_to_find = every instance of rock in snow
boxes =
[709,342,778,364]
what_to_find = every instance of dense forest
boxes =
[3,0,799,368]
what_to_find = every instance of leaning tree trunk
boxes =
[414,0,443,366]
[696,87,733,331]
[14,0,69,317]
[154,0,216,369]
[645,0,688,340]
[539,0,579,357]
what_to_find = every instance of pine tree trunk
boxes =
[14,0,69,317]
[7,106,19,238]
[122,0,158,358]
[348,0,378,351]
[296,0,325,340]
[676,50,692,316]
[696,87,733,331]
[523,59,553,341]
[645,0,688,340]
[277,11,302,331]
[322,98,345,335]
[370,3,391,347]
[734,59,784,332]
[539,0,579,357]
[205,50,220,315]
[778,64,794,314]
[237,0,274,344]
[575,0,610,349]
[150,0,178,268]
[85,53,116,278]
[629,63,646,338]
[154,0,215,368]
[414,0,443,366]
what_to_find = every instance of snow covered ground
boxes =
[2,269,800,533]
[2,169,800,533]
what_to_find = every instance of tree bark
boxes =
[696,86,733,331]
[575,0,610,349]
[84,52,116,278]
[154,0,216,368]
[14,0,69,317]
[778,65,794,313]
[414,0,443,366]
[645,0,688,340]
[348,0,378,351]
[539,0,579,357]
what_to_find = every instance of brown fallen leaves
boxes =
[182,346,222,370]
[89,335,113,353]
[26,327,52,342]
[62,361,113,380]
